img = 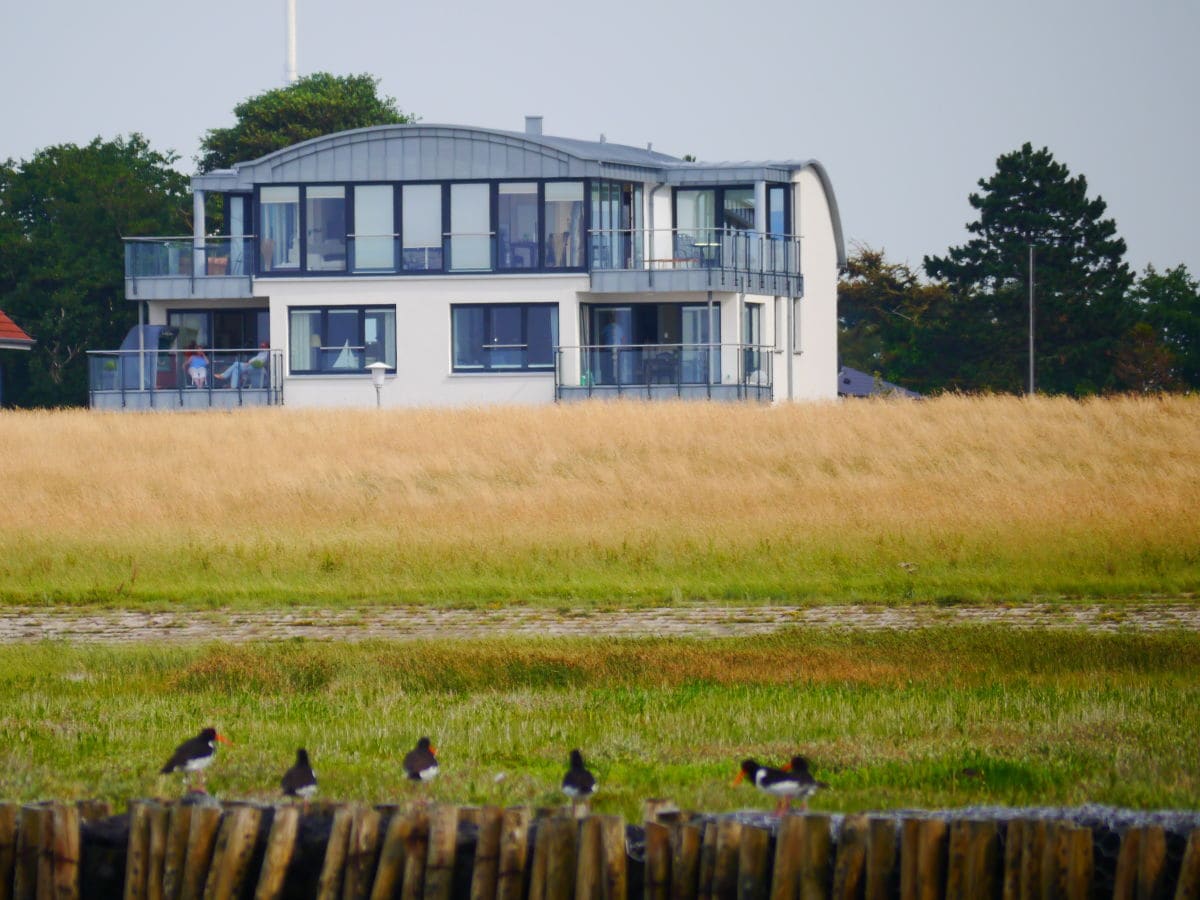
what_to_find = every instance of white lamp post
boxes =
[366,362,388,408]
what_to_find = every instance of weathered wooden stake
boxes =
[146,804,170,900]
[735,826,770,900]
[1000,820,1024,900]
[315,805,356,900]
[179,805,223,900]
[469,806,504,900]
[1018,820,1045,900]
[671,822,704,900]
[543,817,578,900]
[495,808,531,900]
[799,816,832,900]
[645,822,673,900]
[696,821,719,900]
[864,817,897,900]
[49,804,81,900]
[0,802,18,900]
[423,805,460,900]
[710,819,742,900]
[370,808,419,900]
[1175,830,1200,900]
[768,815,805,900]
[342,806,383,900]
[599,816,627,900]
[15,804,49,900]
[201,805,262,900]
[575,817,604,900]
[831,815,869,900]
[399,809,431,900]
[253,806,299,900]
[161,805,195,900]
[124,802,154,900]
[900,818,946,900]
[1137,827,1169,900]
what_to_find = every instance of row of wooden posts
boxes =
[1,799,1198,900]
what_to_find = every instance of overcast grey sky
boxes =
[1,0,1196,274]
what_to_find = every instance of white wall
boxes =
[262,273,588,408]
[792,168,840,401]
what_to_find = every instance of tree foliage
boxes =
[924,143,1136,395]
[0,135,190,407]
[198,73,413,172]
[1132,264,1200,389]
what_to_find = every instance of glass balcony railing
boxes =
[87,347,284,409]
[554,342,774,402]
[124,236,255,277]
[588,227,800,277]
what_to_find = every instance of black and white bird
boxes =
[281,748,318,803]
[403,736,439,782]
[734,757,824,815]
[561,749,597,814]
[160,727,230,792]
[781,756,828,811]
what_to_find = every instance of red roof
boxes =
[0,310,34,347]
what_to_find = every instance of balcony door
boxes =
[590,182,642,270]
[681,305,720,384]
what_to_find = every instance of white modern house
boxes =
[91,118,845,409]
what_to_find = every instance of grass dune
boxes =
[0,394,1197,606]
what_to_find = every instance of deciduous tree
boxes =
[1131,263,1200,389]
[0,135,190,406]
[198,73,413,172]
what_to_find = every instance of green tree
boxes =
[0,135,190,407]
[838,246,952,395]
[1132,263,1200,389]
[924,143,1135,395]
[198,73,413,172]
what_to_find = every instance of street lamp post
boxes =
[1028,244,1035,396]
[366,361,388,408]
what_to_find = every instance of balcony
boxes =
[588,228,802,297]
[122,227,801,299]
[87,347,283,410]
[554,343,773,402]
[124,237,257,301]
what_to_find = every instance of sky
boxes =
[1,0,1196,275]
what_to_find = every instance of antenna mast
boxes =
[285,0,298,84]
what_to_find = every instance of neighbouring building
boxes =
[0,310,35,407]
[92,118,845,410]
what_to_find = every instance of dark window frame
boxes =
[287,304,397,375]
[450,302,559,374]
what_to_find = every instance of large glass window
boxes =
[450,183,490,271]
[288,306,396,374]
[590,182,642,270]
[768,186,788,236]
[498,183,539,270]
[451,304,558,372]
[260,186,299,271]
[675,189,716,261]
[723,188,755,232]
[353,185,395,271]
[544,182,584,268]
[403,184,443,271]
[306,186,346,272]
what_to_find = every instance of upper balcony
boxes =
[123,227,802,300]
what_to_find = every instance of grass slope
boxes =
[1,629,1196,816]
[1,395,1198,607]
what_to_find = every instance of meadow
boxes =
[0,394,1198,607]
[0,629,1196,818]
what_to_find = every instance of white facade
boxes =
[115,122,846,410]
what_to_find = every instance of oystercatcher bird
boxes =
[160,727,230,792]
[734,758,814,815]
[561,749,597,815]
[781,756,828,811]
[281,748,318,804]
[403,736,439,782]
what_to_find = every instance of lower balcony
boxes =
[87,347,284,410]
[554,343,773,402]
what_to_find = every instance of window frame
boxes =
[287,304,397,375]
[450,302,559,374]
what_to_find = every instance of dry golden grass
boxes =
[0,394,1197,605]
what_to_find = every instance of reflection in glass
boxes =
[544,182,583,268]
[498,183,538,269]
[354,185,394,271]
[450,183,490,271]
[306,186,346,271]
[403,184,443,271]
[261,186,299,271]
[675,189,715,261]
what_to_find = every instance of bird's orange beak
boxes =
[216,733,232,745]
[732,769,745,786]
[781,762,792,772]
[430,745,438,756]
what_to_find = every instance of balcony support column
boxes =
[192,189,206,276]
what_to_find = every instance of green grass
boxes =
[2,628,1196,816]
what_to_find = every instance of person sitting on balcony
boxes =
[184,344,208,388]
[215,342,270,389]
